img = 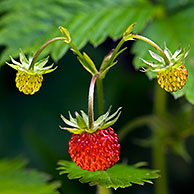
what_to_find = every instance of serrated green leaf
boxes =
[0,158,60,194]
[0,0,154,64]
[58,160,159,188]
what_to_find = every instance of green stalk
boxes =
[132,34,170,65]
[100,38,125,73]
[108,38,125,65]
[29,37,65,69]
[96,185,112,194]
[96,70,111,194]
[152,83,169,194]
[88,74,99,129]
[69,42,83,59]
[96,78,104,115]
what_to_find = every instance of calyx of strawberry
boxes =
[60,106,121,134]
[140,44,189,72]
[60,74,122,134]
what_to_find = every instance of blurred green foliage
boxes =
[0,158,60,194]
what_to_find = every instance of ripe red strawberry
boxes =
[60,107,122,171]
[69,128,120,171]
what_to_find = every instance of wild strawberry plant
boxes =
[5,20,191,193]
[1,1,194,194]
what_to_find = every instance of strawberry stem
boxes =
[96,79,104,115]
[132,34,171,65]
[29,37,66,70]
[68,41,84,60]
[97,185,112,194]
[88,74,99,129]
[153,83,169,194]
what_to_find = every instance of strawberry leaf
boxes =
[0,0,154,65]
[0,158,60,194]
[58,160,159,189]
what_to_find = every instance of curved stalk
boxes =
[69,41,83,60]
[29,37,66,69]
[132,34,170,65]
[88,74,99,129]
[96,79,104,115]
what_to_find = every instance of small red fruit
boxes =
[68,128,120,171]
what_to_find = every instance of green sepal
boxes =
[94,106,112,127]
[77,53,98,76]
[101,110,122,129]
[139,58,159,68]
[164,43,172,60]
[7,49,57,75]
[59,126,84,134]
[106,107,122,122]
[172,48,182,59]
[19,49,29,69]
[148,50,165,64]
[58,26,71,43]
[99,61,117,79]
[99,47,127,79]
[10,56,23,67]
[6,62,22,71]
[60,106,121,134]
[123,23,136,41]
[68,111,77,124]
[80,110,89,125]
[34,56,50,68]
[100,50,114,73]
[75,112,88,130]
[60,114,78,128]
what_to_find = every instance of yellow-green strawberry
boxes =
[6,49,56,95]
[140,44,189,92]
[60,107,121,171]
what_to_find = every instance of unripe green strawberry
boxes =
[60,107,122,171]
[69,128,120,171]
[140,44,189,92]
[7,49,56,95]
[157,64,187,92]
[15,71,43,95]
